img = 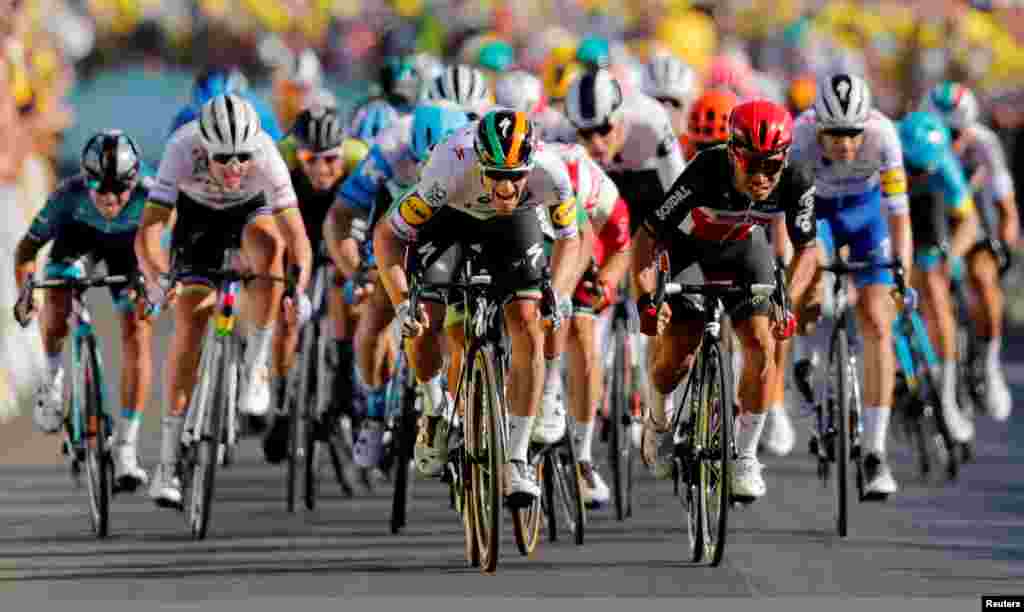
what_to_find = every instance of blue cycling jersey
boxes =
[28,165,155,242]
[909,149,972,215]
[168,92,283,141]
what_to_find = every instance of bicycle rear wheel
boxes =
[677,350,703,563]
[700,340,732,566]
[551,424,585,546]
[830,323,851,537]
[287,325,313,513]
[608,316,635,521]
[512,458,544,555]
[188,338,228,540]
[81,336,111,539]
[467,344,504,573]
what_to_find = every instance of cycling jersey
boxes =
[908,150,973,217]
[388,124,579,243]
[909,149,975,270]
[955,123,1014,235]
[338,113,417,219]
[645,145,817,247]
[28,170,155,242]
[278,135,367,178]
[533,107,576,144]
[168,92,284,141]
[791,108,909,215]
[151,122,297,213]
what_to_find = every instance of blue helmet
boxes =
[191,66,246,108]
[898,111,950,172]
[576,36,610,70]
[350,99,399,142]
[411,104,470,163]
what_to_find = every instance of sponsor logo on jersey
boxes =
[425,182,447,206]
[398,194,434,226]
[655,185,692,220]
[551,197,577,228]
[795,187,816,233]
[880,168,907,196]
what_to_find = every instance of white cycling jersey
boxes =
[388,123,579,242]
[151,122,297,211]
[791,108,909,215]
[587,93,685,193]
[957,123,1014,212]
[547,142,619,233]
[534,107,576,144]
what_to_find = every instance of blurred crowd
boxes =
[4,0,1024,412]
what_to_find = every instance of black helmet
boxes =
[81,129,141,185]
[292,105,346,153]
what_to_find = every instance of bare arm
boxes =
[550,232,581,297]
[787,241,819,312]
[996,193,1020,248]
[323,202,364,278]
[275,207,313,294]
[14,235,44,288]
[373,218,410,307]
[631,227,658,296]
[134,203,173,284]
[888,211,914,276]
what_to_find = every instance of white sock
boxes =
[244,326,274,370]
[575,420,595,463]
[985,337,1002,370]
[117,414,142,447]
[421,373,445,418]
[46,352,62,378]
[861,406,890,457]
[736,412,767,459]
[508,415,535,463]
[544,356,562,397]
[160,415,185,467]
[942,360,957,403]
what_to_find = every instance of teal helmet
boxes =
[576,36,610,69]
[411,104,471,163]
[898,111,950,173]
[478,40,515,72]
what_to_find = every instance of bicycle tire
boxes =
[677,348,703,563]
[390,368,417,534]
[543,453,558,543]
[701,339,732,566]
[831,322,851,538]
[551,425,586,546]
[512,459,543,555]
[467,343,503,573]
[908,312,959,482]
[82,336,111,539]
[608,316,634,521]
[287,325,312,513]
[188,338,228,540]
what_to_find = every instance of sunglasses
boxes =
[730,145,787,175]
[694,140,724,152]
[821,128,865,139]
[87,178,133,195]
[655,97,684,109]
[211,152,254,165]
[297,149,341,165]
[482,167,529,182]
[904,162,932,177]
[577,122,615,139]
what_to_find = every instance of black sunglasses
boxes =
[577,122,615,139]
[821,128,864,138]
[86,177,133,195]
[482,167,529,182]
[211,152,254,165]
[655,97,684,109]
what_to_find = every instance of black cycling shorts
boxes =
[169,193,269,287]
[47,222,138,309]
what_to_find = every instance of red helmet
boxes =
[728,99,793,156]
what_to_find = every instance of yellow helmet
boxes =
[544,60,584,101]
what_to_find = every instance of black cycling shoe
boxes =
[262,415,291,464]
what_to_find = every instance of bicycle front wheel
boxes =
[696,339,732,565]
[188,338,229,540]
[467,344,504,573]
[81,336,111,539]
[608,316,635,521]
[830,323,851,537]
[390,368,418,534]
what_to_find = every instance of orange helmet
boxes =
[787,74,816,115]
[688,88,739,151]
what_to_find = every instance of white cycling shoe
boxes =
[149,463,182,509]
[730,456,766,500]
[761,405,795,457]
[504,460,540,508]
[985,365,1012,422]
[353,418,385,468]
[113,443,149,492]
[532,387,567,444]
[33,371,64,433]
[579,461,611,508]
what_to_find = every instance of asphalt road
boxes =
[1,297,1023,611]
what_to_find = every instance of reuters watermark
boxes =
[983,596,1024,609]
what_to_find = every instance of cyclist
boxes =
[787,74,912,497]
[683,88,738,161]
[494,70,575,144]
[170,66,283,141]
[642,53,700,145]
[565,68,686,234]
[374,109,582,506]
[634,99,819,499]
[262,105,369,463]
[426,64,492,119]
[898,111,978,445]
[348,55,423,143]
[136,94,313,509]
[13,130,153,491]
[324,104,470,471]
[921,81,1016,421]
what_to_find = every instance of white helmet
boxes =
[814,73,871,130]
[199,94,262,155]
[429,64,490,111]
[495,70,544,114]
[920,82,979,130]
[643,54,697,104]
[565,68,623,129]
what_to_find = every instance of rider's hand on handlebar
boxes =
[637,294,672,336]
[396,299,429,338]
[284,293,312,328]
[574,278,615,313]
[13,281,36,328]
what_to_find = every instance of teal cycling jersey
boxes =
[27,166,155,242]
[908,150,973,216]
